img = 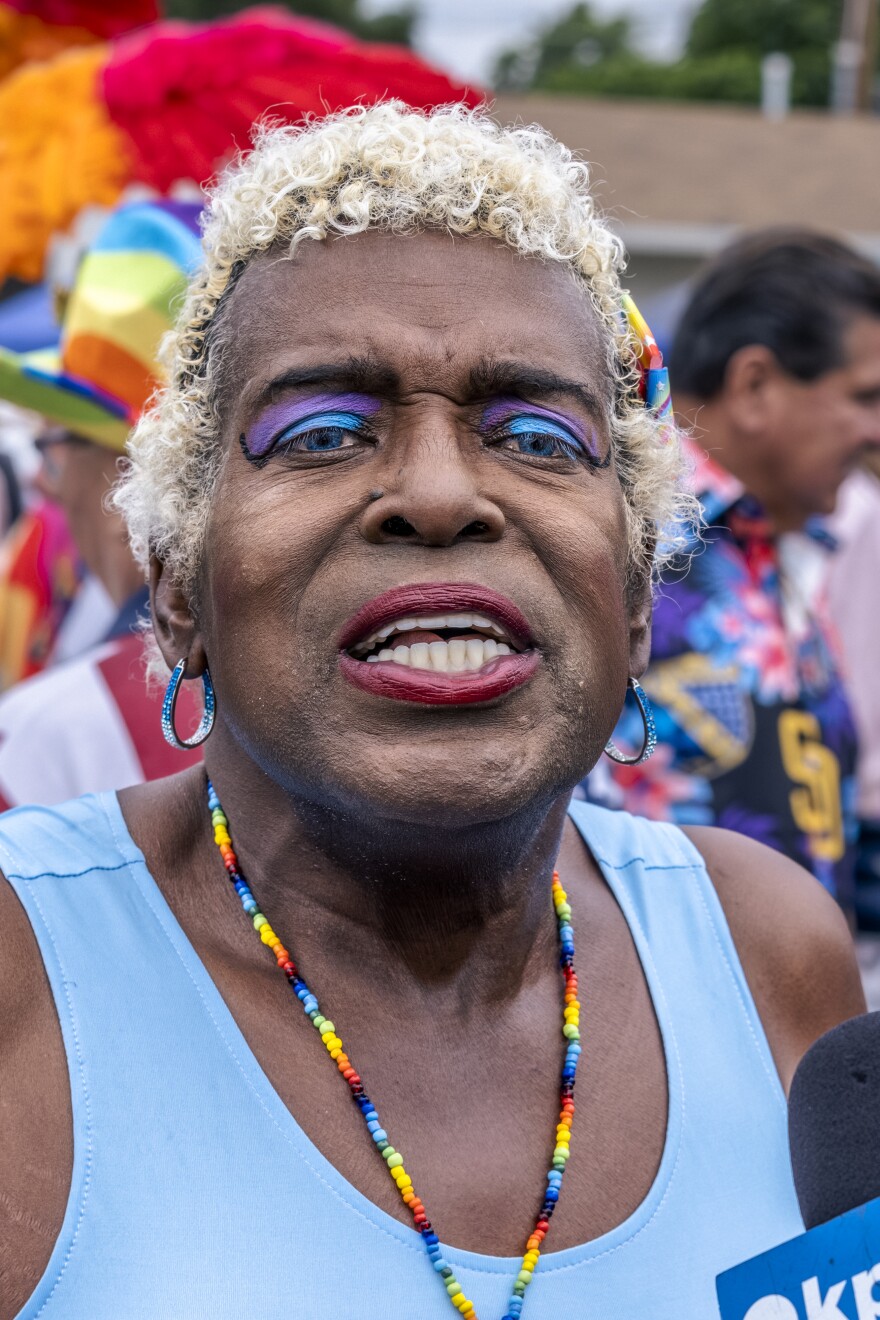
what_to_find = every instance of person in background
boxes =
[586,230,880,912]
[0,302,115,687]
[0,201,204,808]
[0,496,85,687]
[826,452,880,932]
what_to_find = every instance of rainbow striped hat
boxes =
[0,200,202,451]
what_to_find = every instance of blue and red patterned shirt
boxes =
[584,440,858,905]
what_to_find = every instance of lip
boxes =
[337,582,535,652]
[338,650,541,705]
[337,582,540,706]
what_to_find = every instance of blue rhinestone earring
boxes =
[161,659,216,749]
[604,677,657,766]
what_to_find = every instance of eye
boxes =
[275,410,370,454]
[495,414,585,461]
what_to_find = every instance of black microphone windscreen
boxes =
[789,1011,880,1230]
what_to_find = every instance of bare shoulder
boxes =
[682,825,866,1094]
[0,869,58,1091]
[0,769,203,1317]
[0,871,72,1318]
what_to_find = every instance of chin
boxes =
[367,785,552,831]
[816,487,840,516]
[315,738,584,831]
[796,487,837,522]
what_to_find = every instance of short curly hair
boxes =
[114,101,690,595]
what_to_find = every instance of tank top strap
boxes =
[566,799,786,1116]
[0,792,142,880]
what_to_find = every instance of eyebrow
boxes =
[242,354,609,421]
[468,358,609,420]
[246,356,400,414]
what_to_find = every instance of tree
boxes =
[685,0,842,106]
[687,0,840,58]
[494,4,634,92]
[163,0,415,47]
[492,0,868,110]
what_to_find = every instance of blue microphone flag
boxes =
[717,1195,880,1319]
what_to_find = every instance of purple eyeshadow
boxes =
[481,396,604,460]
[243,392,382,457]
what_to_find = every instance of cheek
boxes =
[521,481,634,705]
[839,402,869,445]
[199,470,353,674]
[803,393,858,451]
[796,406,856,474]
[542,487,630,628]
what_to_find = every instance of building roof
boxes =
[494,94,880,259]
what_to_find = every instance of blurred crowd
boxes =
[582,230,880,938]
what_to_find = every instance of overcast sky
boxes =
[363,0,700,84]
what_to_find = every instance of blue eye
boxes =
[276,410,368,453]
[499,415,583,459]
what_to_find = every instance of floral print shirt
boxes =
[583,441,858,906]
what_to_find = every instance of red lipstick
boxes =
[337,582,540,706]
[338,583,534,652]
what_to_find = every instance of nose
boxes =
[360,429,505,548]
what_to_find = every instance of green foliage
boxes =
[686,0,841,58]
[494,3,633,91]
[537,51,760,103]
[492,0,857,109]
[683,0,840,105]
[162,0,415,46]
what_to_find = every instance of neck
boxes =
[203,744,570,1008]
[678,398,805,532]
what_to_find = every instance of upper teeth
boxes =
[352,612,510,656]
[366,638,513,671]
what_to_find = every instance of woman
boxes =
[0,104,864,1319]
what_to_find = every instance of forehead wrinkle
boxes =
[211,234,612,427]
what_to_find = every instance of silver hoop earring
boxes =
[604,677,656,766]
[161,659,216,750]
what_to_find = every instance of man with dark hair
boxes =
[586,228,880,910]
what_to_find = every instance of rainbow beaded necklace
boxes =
[207,779,581,1319]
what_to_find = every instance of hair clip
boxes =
[621,292,672,422]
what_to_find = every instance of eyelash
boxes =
[272,410,374,456]
[488,414,600,464]
[245,407,605,468]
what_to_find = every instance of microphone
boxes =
[789,1011,880,1230]
[716,1013,880,1320]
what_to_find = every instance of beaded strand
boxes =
[207,779,581,1320]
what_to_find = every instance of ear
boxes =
[722,344,785,434]
[627,569,653,679]
[150,553,206,678]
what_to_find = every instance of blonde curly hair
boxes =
[114,101,691,595]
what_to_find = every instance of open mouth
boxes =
[351,611,518,670]
[337,583,541,706]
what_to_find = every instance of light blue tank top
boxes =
[0,793,803,1319]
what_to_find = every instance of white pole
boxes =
[762,53,793,119]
